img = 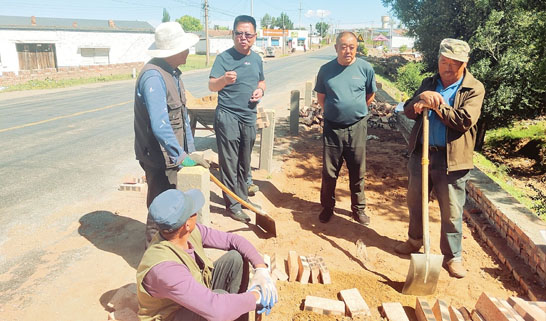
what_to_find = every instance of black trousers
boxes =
[139,161,178,247]
[214,109,256,212]
[320,117,368,213]
[173,250,250,321]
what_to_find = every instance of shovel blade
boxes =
[401,253,443,296]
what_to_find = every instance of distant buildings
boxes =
[0,15,155,76]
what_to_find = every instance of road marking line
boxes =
[0,100,133,133]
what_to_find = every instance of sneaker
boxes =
[445,259,466,278]
[248,184,260,196]
[228,209,251,223]
[352,210,370,226]
[394,238,423,255]
[319,207,334,223]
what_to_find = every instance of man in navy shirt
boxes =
[209,15,266,223]
[134,22,209,247]
[314,31,377,226]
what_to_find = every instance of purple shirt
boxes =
[142,224,264,321]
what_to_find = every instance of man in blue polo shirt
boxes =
[314,31,377,226]
[209,15,266,223]
[395,38,485,279]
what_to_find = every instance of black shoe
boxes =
[352,210,370,226]
[248,184,259,196]
[228,209,251,223]
[319,207,334,223]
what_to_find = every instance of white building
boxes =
[0,15,155,75]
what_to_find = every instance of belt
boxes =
[417,144,446,152]
[428,145,446,152]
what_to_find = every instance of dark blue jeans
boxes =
[320,117,368,213]
[406,149,469,262]
[214,109,256,212]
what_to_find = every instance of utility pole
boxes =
[282,15,285,56]
[250,0,253,16]
[204,0,209,66]
[298,1,302,29]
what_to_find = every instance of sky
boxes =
[0,0,393,30]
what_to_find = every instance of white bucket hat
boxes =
[148,22,200,58]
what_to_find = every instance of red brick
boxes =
[475,292,521,321]
[507,297,546,321]
[448,306,466,321]
[316,256,331,284]
[415,298,436,321]
[287,250,299,282]
[432,299,450,321]
[381,302,410,321]
[304,295,345,316]
[297,256,310,284]
[338,288,371,317]
[307,256,320,284]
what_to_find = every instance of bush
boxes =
[395,62,432,96]
[399,45,408,53]
[357,43,368,55]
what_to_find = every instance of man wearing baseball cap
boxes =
[136,189,277,321]
[134,22,210,248]
[395,38,485,278]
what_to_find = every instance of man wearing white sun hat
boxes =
[134,21,210,248]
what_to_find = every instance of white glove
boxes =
[187,153,210,168]
[248,268,278,313]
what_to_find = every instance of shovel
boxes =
[210,173,277,237]
[401,108,443,296]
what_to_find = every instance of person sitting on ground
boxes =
[136,189,277,321]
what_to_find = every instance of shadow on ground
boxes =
[78,211,145,269]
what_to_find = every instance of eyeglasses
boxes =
[234,31,256,38]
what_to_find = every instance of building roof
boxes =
[0,15,154,33]
[196,30,232,38]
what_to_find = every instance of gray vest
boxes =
[134,59,188,169]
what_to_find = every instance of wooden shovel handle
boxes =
[421,109,430,256]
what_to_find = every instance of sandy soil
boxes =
[0,121,532,321]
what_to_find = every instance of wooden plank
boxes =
[287,250,299,282]
[339,288,371,317]
[297,256,310,284]
[449,306,466,321]
[304,295,345,316]
[415,298,437,321]
[381,302,410,321]
[432,299,450,321]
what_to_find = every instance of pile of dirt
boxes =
[185,90,217,108]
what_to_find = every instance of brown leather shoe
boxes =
[394,238,423,255]
[446,259,466,278]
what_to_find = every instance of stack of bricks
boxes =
[464,168,546,300]
[256,107,270,129]
[119,175,146,192]
[265,251,331,285]
[380,293,545,321]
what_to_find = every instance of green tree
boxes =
[213,25,229,30]
[315,21,330,37]
[261,13,273,29]
[162,8,170,22]
[382,0,546,149]
[396,62,432,96]
[274,12,294,29]
[176,15,203,32]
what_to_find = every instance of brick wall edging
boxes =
[466,168,546,284]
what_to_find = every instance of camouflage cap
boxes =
[439,38,470,62]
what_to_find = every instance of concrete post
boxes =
[304,81,312,107]
[259,109,276,172]
[290,90,300,136]
[177,165,210,226]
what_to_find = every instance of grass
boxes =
[1,54,216,93]
[472,152,536,211]
[374,73,407,102]
[484,121,546,148]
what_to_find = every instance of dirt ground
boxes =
[0,119,533,321]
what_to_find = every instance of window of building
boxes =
[16,43,57,70]
[80,48,110,65]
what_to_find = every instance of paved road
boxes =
[0,46,335,247]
